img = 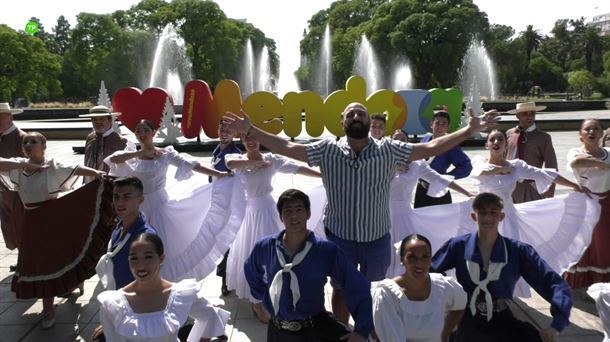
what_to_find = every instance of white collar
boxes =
[518,124,536,133]
[1,124,17,136]
[96,128,115,138]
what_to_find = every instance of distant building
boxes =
[590,12,610,36]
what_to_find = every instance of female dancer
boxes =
[105,119,243,282]
[97,233,229,341]
[387,130,472,277]
[0,132,110,329]
[464,129,598,277]
[564,119,610,288]
[225,134,320,323]
[373,234,467,342]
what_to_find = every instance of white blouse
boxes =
[587,283,610,342]
[97,279,229,342]
[372,273,467,342]
[225,152,299,198]
[567,147,610,193]
[389,160,453,203]
[0,158,78,204]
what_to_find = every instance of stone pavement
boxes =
[0,129,606,341]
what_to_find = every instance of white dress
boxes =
[225,152,300,301]
[105,146,245,281]
[587,283,610,342]
[97,279,230,342]
[372,273,467,342]
[387,160,454,278]
[466,156,599,276]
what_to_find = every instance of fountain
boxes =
[148,23,192,105]
[239,39,256,97]
[458,40,498,114]
[353,35,382,95]
[391,59,413,90]
[316,24,333,96]
[257,46,272,92]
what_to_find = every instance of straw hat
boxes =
[78,105,121,118]
[0,103,23,115]
[507,102,546,114]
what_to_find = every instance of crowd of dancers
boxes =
[0,100,608,342]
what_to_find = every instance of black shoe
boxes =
[9,265,17,272]
[221,284,231,296]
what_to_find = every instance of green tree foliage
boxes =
[520,25,542,65]
[52,15,71,55]
[298,0,489,90]
[0,25,62,102]
[568,70,596,96]
[528,54,566,92]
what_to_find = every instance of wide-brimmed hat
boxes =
[507,102,546,114]
[78,105,121,118]
[0,103,23,115]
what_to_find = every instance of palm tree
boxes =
[521,25,543,64]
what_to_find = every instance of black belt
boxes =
[271,317,314,332]
[475,298,509,316]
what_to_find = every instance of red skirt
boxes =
[564,191,610,288]
[11,179,115,299]
[0,190,24,250]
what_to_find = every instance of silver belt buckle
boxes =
[476,301,488,316]
[282,320,302,332]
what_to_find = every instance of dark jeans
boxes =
[267,312,351,342]
[456,308,542,342]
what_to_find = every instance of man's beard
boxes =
[345,122,370,139]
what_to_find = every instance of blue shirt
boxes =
[431,233,572,332]
[110,214,157,289]
[245,231,374,338]
[421,134,472,179]
[210,142,241,182]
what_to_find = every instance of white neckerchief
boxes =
[268,241,313,315]
[466,238,508,321]
[95,231,131,290]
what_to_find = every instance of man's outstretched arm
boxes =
[410,109,500,161]
[223,110,309,162]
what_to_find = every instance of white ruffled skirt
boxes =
[226,193,282,301]
[141,176,245,282]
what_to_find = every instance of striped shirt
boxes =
[306,137,413,242]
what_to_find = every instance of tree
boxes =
[568,70,596,96]
[0,25,62,102]
[520,25,542,64]
[52,15,71,55]
[528,54,566,92]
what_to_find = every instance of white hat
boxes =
[0,103,23,115]
[78,105,121,118]
[507,102,546,114]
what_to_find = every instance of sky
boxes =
[3,0,610,90]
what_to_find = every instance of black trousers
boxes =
[456,308,542,342]
[267,324,319,342]
[414,182,452,208]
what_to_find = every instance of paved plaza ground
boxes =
[0,124,608,341]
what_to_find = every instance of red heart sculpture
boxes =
[113,87,172,132]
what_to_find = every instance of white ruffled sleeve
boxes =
[513,159,558,194]
[371,280,407,342]
[410,160,453,197]
[103,144,137,177]
[0,157,27,191]
[187,281,230,341]
[268,153,300,174]
[224,153,245,174]
[440,275,467,311]
[164,146,198,181]
[97,291,128,342]
[566,147,587,176]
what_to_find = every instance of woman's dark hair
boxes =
[487,129,507,141]
[276,189,311,215]
[22,131,47,155]
[399,234,432,259]
[371,113,387,124]
[580,118,602,131]
[132,233,164,256]
[137,119,157,131]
